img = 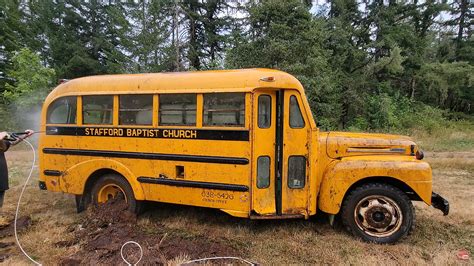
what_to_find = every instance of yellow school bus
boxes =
[38,69,448,243]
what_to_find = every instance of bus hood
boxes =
[325,131,417,159]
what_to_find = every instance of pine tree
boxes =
[227,0,338,129]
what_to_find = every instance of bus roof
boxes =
[46,68,305,102]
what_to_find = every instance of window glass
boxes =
[47,96,77,124]
[203,93,245,127]
[257,156,270,189]
[119,95,153,125]
[83,95,113,124]
[159,94,196,126]
[288,156,306,189]
[289,95,305,128]
[258,95,271,128]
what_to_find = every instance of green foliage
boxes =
[3,48,55,106]
[226,0,340,130]
[416,62,473,112]
[1,48,55,129]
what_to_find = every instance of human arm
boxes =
[8,129,34,146]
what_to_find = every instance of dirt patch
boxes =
[0,215,31,238]
[0,216,31,263]
[0,242,15,263]
[60,200,243,265]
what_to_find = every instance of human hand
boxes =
[0,132,7,140]
[25,129,34,137]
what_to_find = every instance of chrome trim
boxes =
[346,148,406,154]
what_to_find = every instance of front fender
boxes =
[59,159,145,200]
[318,156,432,214]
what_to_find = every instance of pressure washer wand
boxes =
[3,131,45,142]
[11,131,46,135]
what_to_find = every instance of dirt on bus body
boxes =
[59,199,243,265]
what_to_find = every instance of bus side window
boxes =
[159,94,196,126]
[203,93,245,127]
[83,95,113,125]
[46,96,77,124]
[119,95,153,125]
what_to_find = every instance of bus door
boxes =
[281,90,310,216]
[252,89,309,217]
[252,90,277,215]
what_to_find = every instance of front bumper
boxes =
[432,192,449,215]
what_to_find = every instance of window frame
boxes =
[289,95,305,129]
[158,93,197,127]
[257,156,271,189]
[118,94,154,126]
[258,94,272,129]
[46,96,78,125]
[82,95,115,125]
[202,92,246,128]
[287,155,306,189]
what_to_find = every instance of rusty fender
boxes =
[59,159,145,200]
[318,156,432,214]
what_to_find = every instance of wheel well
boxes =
[344,176,422,202]
[83,168,123,196]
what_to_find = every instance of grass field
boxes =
[0,131,473,264]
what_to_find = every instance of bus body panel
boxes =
[38,68,435,221]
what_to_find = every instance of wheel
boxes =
[91,174,142,214]
[341,183,415,244]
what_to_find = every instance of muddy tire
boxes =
[341,183,415,244]
[91,174,143,214]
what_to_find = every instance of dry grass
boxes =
[410,122,474,152]
[1,147,473,265]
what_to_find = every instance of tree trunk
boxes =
[455,0,468,60]
[410,77,416,100]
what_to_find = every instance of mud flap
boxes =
[431,192,449,215]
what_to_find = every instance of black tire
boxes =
[91,174,143,214]
[341,183,415,244]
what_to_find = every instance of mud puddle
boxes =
[60,200,244,265]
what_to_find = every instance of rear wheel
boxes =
[91,174,142,214]
[341,183,414,244]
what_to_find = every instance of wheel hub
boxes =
[354,195,403,237]
[97,184,127,204]
[365,206,392,228]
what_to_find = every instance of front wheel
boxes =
[341,183,414,244]
[91,174,142,214]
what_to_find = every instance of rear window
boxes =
[46,96,77,124]
[83,95,113,125]
[203,93,245,127]
[159,94,196,126]
[119,95,153,125]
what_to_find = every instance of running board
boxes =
[250,214,304,220]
